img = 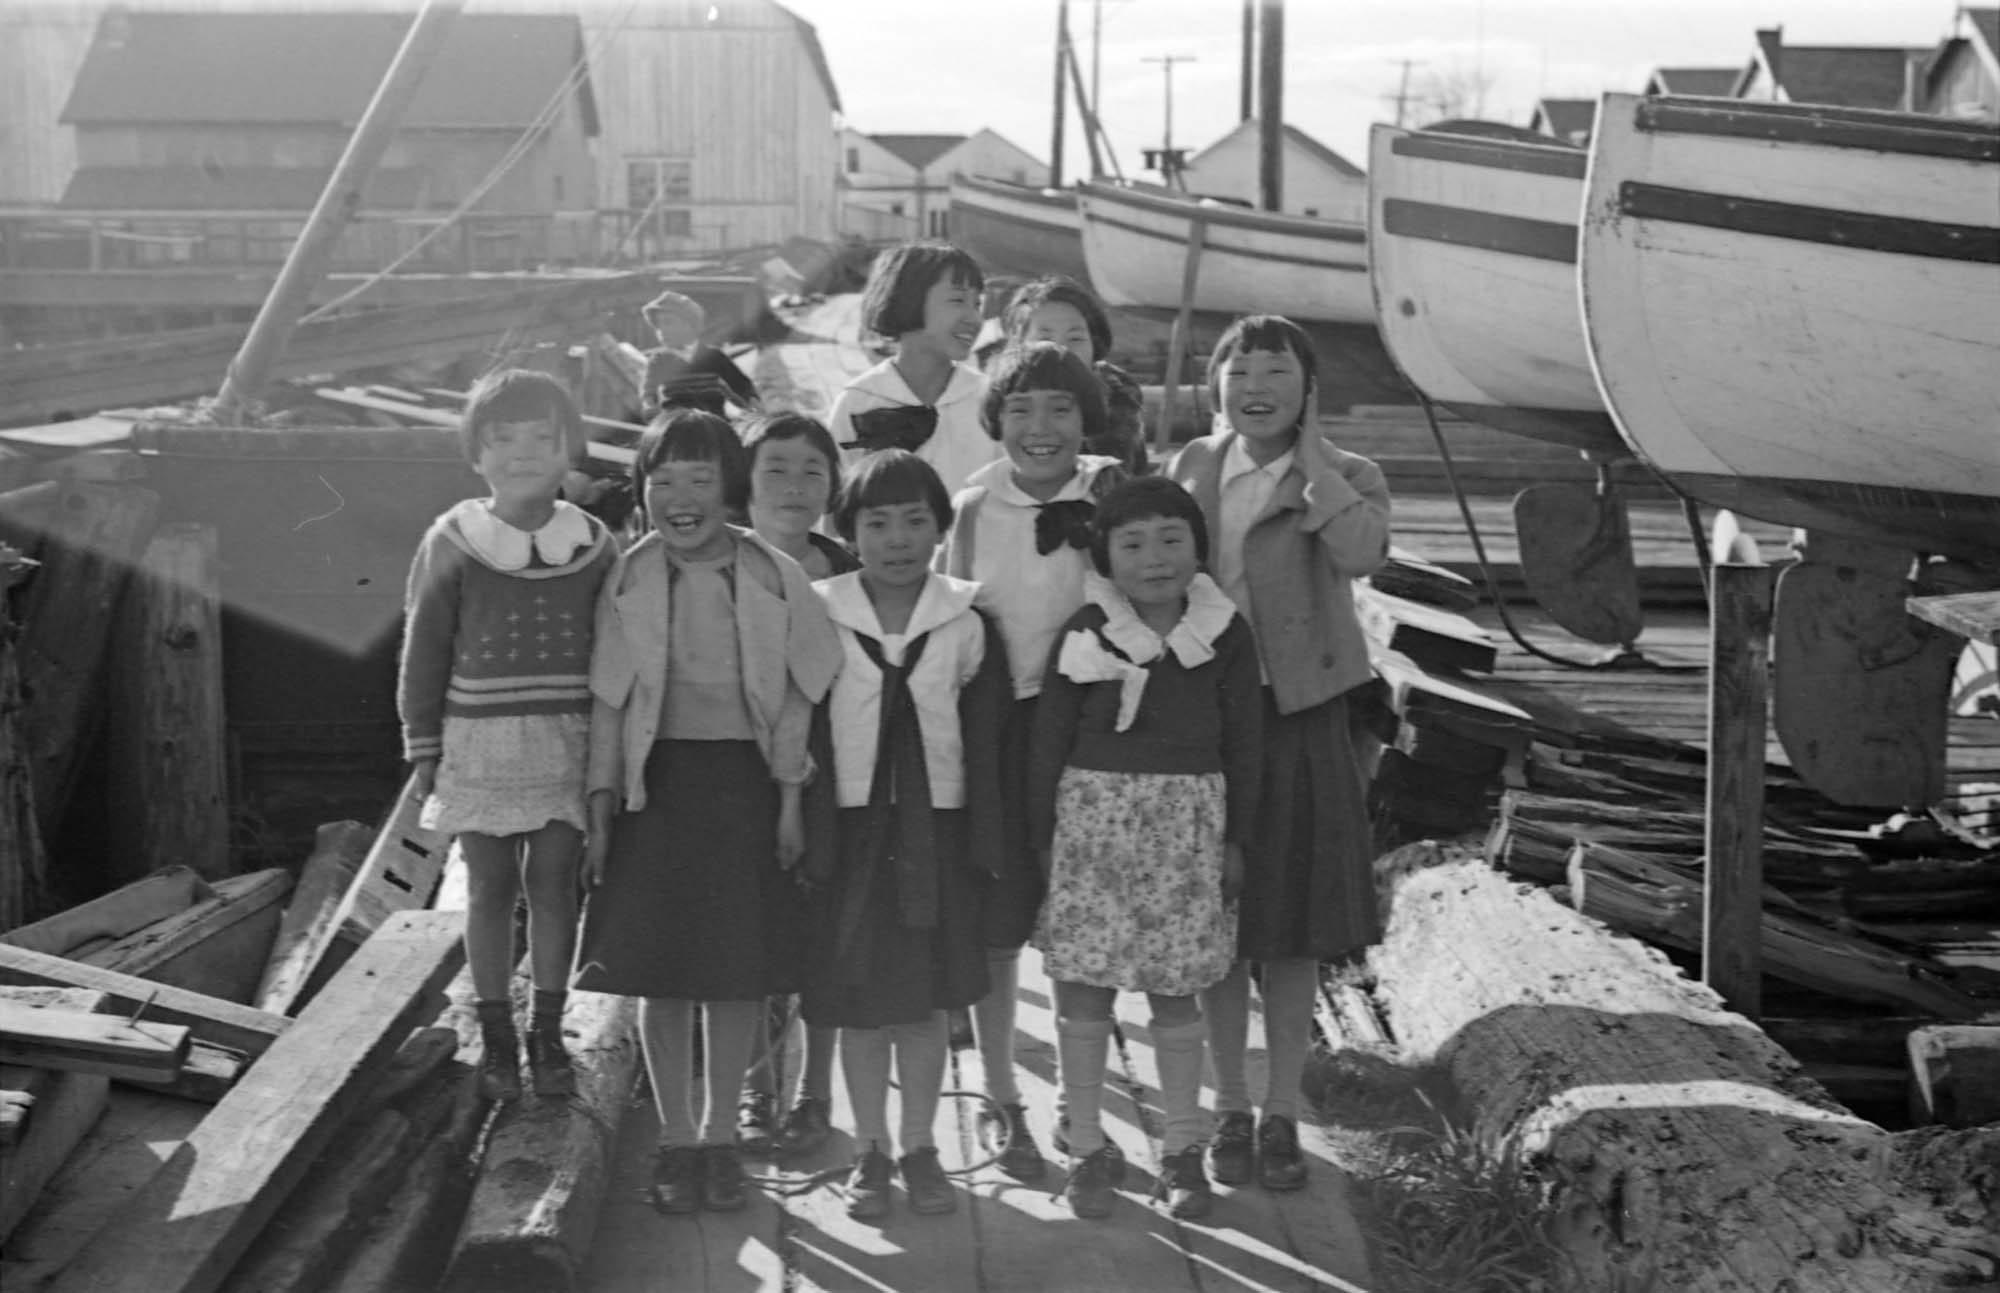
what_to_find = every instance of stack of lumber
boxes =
[1369,850,2000,1291]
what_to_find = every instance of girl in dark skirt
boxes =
[576,409,842,1217]
[800,450,1012,1221]
[1166,315,1392,1194]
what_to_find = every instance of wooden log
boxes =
[105,523,229,884]
[442,989,641,1293]
[0,1001,188,1084]
[253,822,373,1017]
[17,482,163,847]
[0,989,111,1245]
[1706,558,1775,1017]
[1,868,210,958]
[0,943,289,1059]
[1907,1025,2000,1128]
[1372,856,2000,1290]
[0,541,45,931]
[47,909,466,1293]
[78,869,291,1004]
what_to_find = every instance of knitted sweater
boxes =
[398,501,616,762]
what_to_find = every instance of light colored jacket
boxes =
[1168,428,1390,714]
[586,528,842,810]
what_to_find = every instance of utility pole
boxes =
[1051,0,1070,188]
[1257,0,1283,212]
[1388,58,1423,127]
[1142,54,1195,184]
[1239,0,1254,122]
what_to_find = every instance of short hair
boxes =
[831,449,953,543]
[642,290,706,334]
[629,407,749,516]
[980,342,1108,443]
[1206,314,1320,412]
[741,411,842,510]
[1090,475,1210,575]
[1000,275,1114,361]
[461,368,585,464]
[859,241,985,339]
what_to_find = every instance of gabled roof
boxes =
[60,164,432,211]
[781,6,843,115]
[61,12,598,134]
[1646,66,1740,97]
[868,134,967,171]
[1968,7,2000,59]
[1191,119,1364,178]
[1529,98,1597,141]
[1737,31,1927,109]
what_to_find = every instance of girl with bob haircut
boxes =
[801,449,1010,1220]
[997,275,1148,474]
[1168,313,1391,1195]
[576,406,843,1217]
[828,242,1002,499]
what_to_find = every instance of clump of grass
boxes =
[1349,1092,1567,1293]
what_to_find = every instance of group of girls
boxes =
[397,237,1390,1228]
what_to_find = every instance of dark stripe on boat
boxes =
[1381,198,1576,263]
[1634,98,2000,164]
[1619,183,2000,264]
[1087,185,1368,244]
[1087,210,1369,272]
[1389,132,1587,179]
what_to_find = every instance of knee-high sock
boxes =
[697,999,761,1145]
[842,1026,894,1154]
[1151,1018,1210,1155]
[1055,1016,1113,1156]
[640,997,698,1147]
[975,946,1022,1105]
[801,1024,838,1103]
[1199,961,1251,1116]
[1260,959,1317,1122]
[892,1012,949,1152]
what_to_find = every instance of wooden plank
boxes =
[324,773,448,954]
[0,989,112,1245]
[48,909,466,1293]
[78,869,291,1005]
[0,943,289,1059]
[1355,583,1499,674]
[0,868,209,959]
[252,821,372,1017]
[1907,589,2000,646]
[1705,560,1775,1017]
[105,523,229,883]
[0,1001,188,1084]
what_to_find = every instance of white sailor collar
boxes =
[449,498,595,572]
[849,358,986,408]
[966,453,1122,507]
[820,570,981,643]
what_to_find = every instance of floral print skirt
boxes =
[1032,767,1235,997]
[422,712,588,838]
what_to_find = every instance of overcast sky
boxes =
[783,0,1971,173]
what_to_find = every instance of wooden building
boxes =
[840,129,1048,240]
[1730,26,1931,109]
[1179,119,1365,222]
[1641,66,1741,98]
[1527,97,1597,146]
[1912,6,2000,120]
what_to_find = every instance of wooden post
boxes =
[106,523,229,883]
[1703,548,1775,1018]
[1257,0,1284,211]
[212,0,463,419]
[18,483,163,853]
[1049,0,1069,190]
[1239,0,1255,121]
[1152,218,1207,457]
[0,543,44,930]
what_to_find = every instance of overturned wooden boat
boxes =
[1077,179,1374,324]
[946,173,1089,283]
[1367,122,1623,459]
[1580,93,2000,566]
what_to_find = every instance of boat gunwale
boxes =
[948,173,1078,213]
[1635,95,2000,164]
[1077,180,1367,244]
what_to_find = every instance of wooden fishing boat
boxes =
[1580,93,2000,566]
[1076,179,1374,324]
[945,173,1089,282]
[1367,122,1624,458]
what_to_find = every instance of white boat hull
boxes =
[1581,94,2000,563]
[946,175,1088,283]
[1367,124,1622,457]
[1077,181,1374,324]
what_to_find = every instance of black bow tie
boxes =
[845,405,938,454]
[1034,499,1097,556]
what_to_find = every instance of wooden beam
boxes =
[1703,558,1775,1017]
[0,1001,189,1084]
[48,909,466,1293]
[0,988,112,1245]
[78,869,292,1006]
[253,821,373,1017]
[0,943,289,1059]
[1906,589,2000,645]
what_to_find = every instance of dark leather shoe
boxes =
[651,1145,700,1215]
[700,1143,749,1211]
[1257,1114,1308,1191]
[1207,1111,1255,1186]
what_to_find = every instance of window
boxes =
[928,209,947,237]
[846,147,860,173]
[890,202,905,216]
[626,157,693,211]
[658,209,693,239]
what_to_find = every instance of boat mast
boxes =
[1051,0,1070,188]
[1240,0,1254,121]
[1258,0,1284,211]
[213,0,464,422]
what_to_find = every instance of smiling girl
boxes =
[575,408,842,1217]
[1167,315,1391,1195]
[934,341,1128,1181]
[828,242,1002,498]
[998,275,1148,474]
[801,449,1011,1220]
